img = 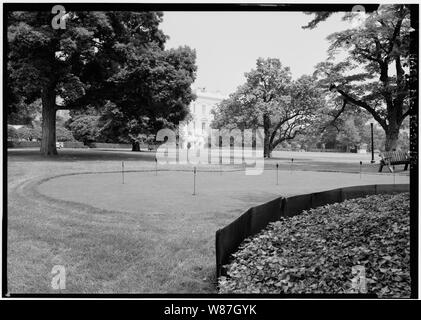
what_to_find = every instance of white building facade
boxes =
[179,88,226,149]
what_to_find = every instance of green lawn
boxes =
[6,148,410,294]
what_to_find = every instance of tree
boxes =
[95,46,197,151]
[309,5,412,151]
[17,125,41,141]
[7,99,42,125]
[66,113,100,145]
[321,110,369,151]
[301,5,381,30]
[7,126,19,141]
[337,118,362,151]
[7,11,184,155]
[56,125,75,142]
[212,58,323,158]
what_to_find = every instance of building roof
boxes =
[193,87,227,101]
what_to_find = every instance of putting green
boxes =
[37,169,409,216]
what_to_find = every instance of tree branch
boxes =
[387,5,405,57]
[320,99,347,133]
[330,84,388,130]
[269,110,302,144]
[401,106,411,121]
[272,124,299,147]
[354,45,381,63]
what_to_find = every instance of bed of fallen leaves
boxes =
[218,193,410,297]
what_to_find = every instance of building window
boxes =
[202,122,206,133]
[202,105,206,114]
[193,121,196,132]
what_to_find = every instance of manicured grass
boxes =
[6,148,410,294]
[38,170,409,214]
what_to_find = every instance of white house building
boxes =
[179,87,226,149]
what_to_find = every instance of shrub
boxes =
[7,126,19,140]
[67,115,99,144]
[56,126,76,142]
[17,126,41,141]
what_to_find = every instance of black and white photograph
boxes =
[1,0,418,305]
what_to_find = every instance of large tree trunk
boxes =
[263,113,272,158]
[264,143,273,158]
[384,111,401,151]
[132,141,140,151]
[385,128,399,151]
[40,87,57,156]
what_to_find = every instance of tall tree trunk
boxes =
[264,143,273,158]
[384,109,401,151]
[263,113,272,158]
[385,127,400,151]
[40,87,57,156]
[132,141,140,151]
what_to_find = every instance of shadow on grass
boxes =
[7,148,157,162]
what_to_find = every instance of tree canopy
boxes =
[96,45,197,150]
[7,10,196,155]
[309,4,412,151]
[212,58,324,158]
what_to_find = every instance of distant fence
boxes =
[215,184,410,278]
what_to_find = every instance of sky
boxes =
[161,11,353,96]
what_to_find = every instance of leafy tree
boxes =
[318,110,367,151]
[359,122,386,152]
[309,5,412,151]
[212,58,323,158]
[17,125,41,141]
[56,125,75,142]
[7,99,42,125]
[95,46,197,151]
[397,130,410,151]
[301,5,381,30]
[336,118,362,151]
[8,10,195,155]
[300,105,386,152]
[7,126,19,141]
[320,126,341,150]
[66,114,100,145]
[302,11,337,30]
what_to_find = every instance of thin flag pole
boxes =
[155,157,157,176]
[393,165,396,185]
[276,163,279,185]
[122,161,124,184]
[193,166,197,195]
